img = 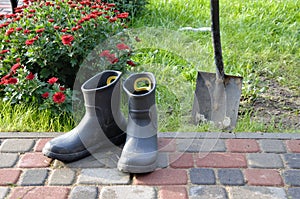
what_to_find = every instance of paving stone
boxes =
[134,168,187,185]
[284,154,300,169]
[18,169,48,186]
[48,168,76,185]
[244,169,283,186]
[226,139,260,152]
[34,138,52,152]
[0,187,9,199]
[69,186,98,199]
[159,186,188,199]
[158,138,176,152]
[284,170,300,186]
[176,139,226,152]
[169,153,194,168]
[259,140,286,153]
[218,169,245,185]
[195,153,247,168]
[18,152,52,168]
[189,186,228,199]
[0,139,35,153]
[100,186,156,199]
[0,153,19,168]
[287,188,300,199]
[286,140,300,153]
[0,169,21,186]
[190,168,216,185]
[53,146,121,168]
[9,186,70,199]
[157,152,169,168]
[247,153,283,168]
[77,168,130,185]
[228,186,287,199]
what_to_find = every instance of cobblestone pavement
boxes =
[0,132,299,199]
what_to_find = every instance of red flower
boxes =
[16,58,21,62]
[54,26,60,30]
[127,60,136,66]
[6,77,18,84]
[23,29,31,34]
[26,72,35,80]
[25,39,35,45]
[59,86,66,91]
[5,28,14,36]
[99,50,111,57]
[117,12,129,19]
[0,49,9,54]
[36,28,45,33]
[109,17,117,23]
[48,77,58,84]
[52,92,66,104]
[42,92,49,98]
[11,63,21,73]
[61,34,74,46]
[16,27,23,31]
[48,18,55,23]
[29,9,36,13]
[116,43,130,50]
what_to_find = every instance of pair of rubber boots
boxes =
[42,70,158,173]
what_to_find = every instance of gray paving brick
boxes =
[69,186,98,199]
[53,146,121,168]
[0,153,19,168]
[77,168,130,185]
[284,170,300,186]
[284,154,300,169]
[177,139,225,152]
[259,140,286,153]
[247,153,283,168]
[287,188,300,199]
[48,168,76,185]
[218,169,245,186]
[157,152,169,168]
[18,169,48,186]
[100,186,156,199]
[189,186,228,199]
[0,139,35,153]
[0,187,9,199]
[190,168,216,185]
[228,186,287,199]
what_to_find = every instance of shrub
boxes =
[0,0,135,113]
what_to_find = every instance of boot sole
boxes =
[117,160,157,174]
[43,132,126,163]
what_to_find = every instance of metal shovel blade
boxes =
[192,71,242,130]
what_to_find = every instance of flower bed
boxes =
[0,0,134,113]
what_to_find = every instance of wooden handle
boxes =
[211,0,225,81]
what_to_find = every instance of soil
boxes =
[245,77,299,131]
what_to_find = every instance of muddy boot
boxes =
[43,70,127,162]
[118,72,158,173]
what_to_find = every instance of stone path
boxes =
[0,132,299,199]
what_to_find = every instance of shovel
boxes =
[192,0,243,130]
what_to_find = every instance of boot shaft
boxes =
[123,72,157,138]
[81,70,126,134]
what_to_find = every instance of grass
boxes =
[0,101,74,132]
[0,0,299,132]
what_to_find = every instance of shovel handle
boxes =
[211,0,225,81]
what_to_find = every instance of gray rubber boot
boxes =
[43,70,127,162]
[117,72,158,173]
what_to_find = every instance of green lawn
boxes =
[1,0,299,132]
